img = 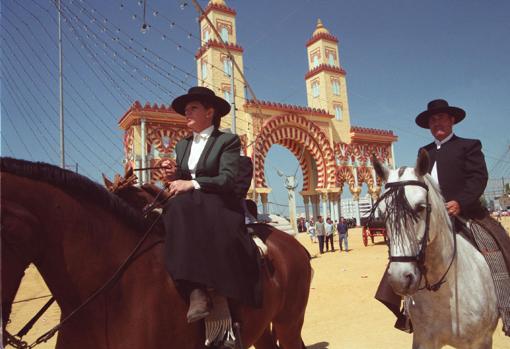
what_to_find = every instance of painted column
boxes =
[311,194,319,219]
[332,193,339,222]
[260,193,269,215]
[140,118,147,184]
[303,195,311,221]
[337,193,342,220]
[328,193,335,220]
[391,143,397,169]
[321,192,328,219]
[352,163,361,225]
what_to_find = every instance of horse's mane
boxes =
[422,173,453,233]
[0,157,147,232]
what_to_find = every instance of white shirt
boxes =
[431,132,454,185]
[188,125,214,189]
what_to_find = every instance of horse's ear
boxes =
[125,162,134,179]
[102,173,114,191]
[372,154,389,181]
[415,149,430,177]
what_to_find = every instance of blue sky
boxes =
[2,0,510,215]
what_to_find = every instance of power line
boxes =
[24,0,131,108]
[11,1,129,114]
[1,29,122,170]
[2,113,34,161]
[3,78,59,161]
[1,136,15,156]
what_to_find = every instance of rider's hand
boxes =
[168,180,194,196]
[445,200,461,216]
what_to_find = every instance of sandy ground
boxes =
[4,218,510,348]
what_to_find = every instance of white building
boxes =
[340,194,373,220]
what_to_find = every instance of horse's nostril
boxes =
[404,272,414,287]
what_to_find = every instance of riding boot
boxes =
[187,288,212,323]
[394,310,413,333]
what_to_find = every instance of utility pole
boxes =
[57,0,65,168]
[230,59,236,134]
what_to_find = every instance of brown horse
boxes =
[1,158,312,349]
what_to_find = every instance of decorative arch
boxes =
[147,126,191,155]
[335,166,355,191]
[357,166,375,187]
[150,158,176,183]
[253,114,336,189]
[277,139,312,191]
[334,141,352,163]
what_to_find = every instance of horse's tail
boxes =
[298,238,314,283]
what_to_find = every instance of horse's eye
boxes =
[415,205,426,213]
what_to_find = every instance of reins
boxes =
[372,179,457,292]
[4,189,168,349]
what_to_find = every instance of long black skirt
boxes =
[162,190,261,307]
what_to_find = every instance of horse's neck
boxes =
[424,203,456,281]
[32,193,145,313]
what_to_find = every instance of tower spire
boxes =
[313,18,330,35]
[305,19,351,142]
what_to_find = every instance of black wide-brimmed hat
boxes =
[415,99,466,129]
[171,86,231,118]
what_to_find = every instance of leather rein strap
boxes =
[4,212,163,348]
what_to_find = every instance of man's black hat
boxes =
[171,86,231,117]
[415,99,466,129]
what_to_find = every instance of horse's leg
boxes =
[272,318,306,349]
[253,326,278,349]
[470,335,493,349]
[412,333,440,349]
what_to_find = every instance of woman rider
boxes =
[162,86,261,323]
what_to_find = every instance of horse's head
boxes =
[373,150,448,295]
[103,169,170,216]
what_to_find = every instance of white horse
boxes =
[373,150,499,349]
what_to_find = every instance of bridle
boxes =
[373,179,456,292]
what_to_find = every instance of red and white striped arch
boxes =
[147,126,192,155]
[150,158,177,184]
[335,166,355,189]
[253,114,336,189]
[123,128,134,160]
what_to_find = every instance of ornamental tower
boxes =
[305,19,351,142]
[195,0,248,133]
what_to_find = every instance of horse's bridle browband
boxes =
[377,180,456,292]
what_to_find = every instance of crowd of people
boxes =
[298,216,351,254]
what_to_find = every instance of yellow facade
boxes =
[305,19,352,143]
[196,0,251,143]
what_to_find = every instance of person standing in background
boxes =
[306,218,316,243]
[325,217,335,252]
[337,217,349,252]
[315,216,326,254]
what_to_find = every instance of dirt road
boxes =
[5,218,510,348]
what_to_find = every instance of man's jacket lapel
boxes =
[178,136,193,170]
[196,129,219,171]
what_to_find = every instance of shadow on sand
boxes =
[306,341,330,349]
